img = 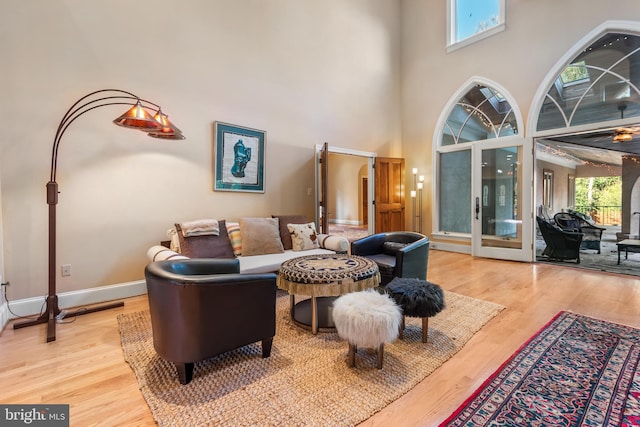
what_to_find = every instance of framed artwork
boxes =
[214,122,265,193]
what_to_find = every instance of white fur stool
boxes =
[332,289,402,369]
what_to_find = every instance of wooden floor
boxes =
[1,250,639,426]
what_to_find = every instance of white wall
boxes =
[328,153,368,224]
[0,0,402,302]
[400,0,640,236]
[0,168,6,326]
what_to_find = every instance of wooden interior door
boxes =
[374,157,405,233]
[362,177,368,225]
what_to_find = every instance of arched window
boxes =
[443,84,518,146]
[532,26,640,247]
[537,33,640,132]
[437,82,520,235]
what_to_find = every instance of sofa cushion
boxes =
[562,218,581,229]
[175,220,235,259]
[147,245,189,262]
[288,222,320,251]
[178,219,220,236]
[239,217,285,256]
[226,221,243,256]
[272,214,309,250]
[317,234,349,252]
[365,253,396,276]
[238,248,335,274]
[167,227,181,252]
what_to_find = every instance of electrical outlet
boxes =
[61,264,71,277]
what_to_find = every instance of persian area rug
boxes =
[440,311,640,427]
[118,290,503,427]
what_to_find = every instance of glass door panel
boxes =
[473,138,532,261]
[480,146,521,248]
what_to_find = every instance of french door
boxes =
[471,137,533,261]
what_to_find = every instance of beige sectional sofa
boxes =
[147,215,349,274]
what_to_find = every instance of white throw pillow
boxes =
[287,222,320,251]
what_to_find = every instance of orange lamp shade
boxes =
[148,110,185,140]
[113,101,163,131]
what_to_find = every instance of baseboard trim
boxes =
[1,280,147,326]
[329,219,362,226]
[429,242,472,254]
[0,301,9,335]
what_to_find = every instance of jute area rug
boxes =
[118,290,504,427]
[440,311,640,426]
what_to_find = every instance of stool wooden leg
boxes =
[376,343,385,369]
[289,294,295,317]
[399,315,406,339]
[347,343,357,367]
[422,317,429,343]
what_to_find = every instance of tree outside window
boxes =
[448,0,505,50]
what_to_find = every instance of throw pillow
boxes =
[167,227,181,252]
[175,220,235,258]
[272,214,308,250]
[226,221,242,256]
[239,217,285,256]
[288,222,320,251]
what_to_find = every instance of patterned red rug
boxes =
[440,311,640,427]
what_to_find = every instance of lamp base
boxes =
[13,294,124,342]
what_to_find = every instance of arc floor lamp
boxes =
[13,89,185,343]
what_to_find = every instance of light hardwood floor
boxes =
[1,250,639,426]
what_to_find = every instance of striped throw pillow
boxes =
[226,221,242,256]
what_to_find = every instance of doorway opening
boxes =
[326,152,370,241]
[315,145,375,241]
[531,25,640,276]
[535,137,640,276]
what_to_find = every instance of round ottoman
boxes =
[332,289,402,369]
[385,277,445,343]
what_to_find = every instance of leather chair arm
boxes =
[395,238,430,280]
[350,234,386,255]
[146,258,240,279]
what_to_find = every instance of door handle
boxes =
[475,197,480,220]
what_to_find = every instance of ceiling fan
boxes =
[612,127,640,143]
[576,126,640,143]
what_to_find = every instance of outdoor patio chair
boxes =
[554,212,605,254]
[537,216,583,263]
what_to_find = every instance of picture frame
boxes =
[214,122,265,193]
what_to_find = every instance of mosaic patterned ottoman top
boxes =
[277,254,380,297]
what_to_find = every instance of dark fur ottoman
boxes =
[384,277,446,342]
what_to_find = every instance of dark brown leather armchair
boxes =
[350,231,430,286]
[145,258,276,384]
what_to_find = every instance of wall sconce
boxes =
[13,89,185,343]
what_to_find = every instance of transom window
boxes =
[447,0,505,52]
[442,84,518,146]
[537,33,640,131]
